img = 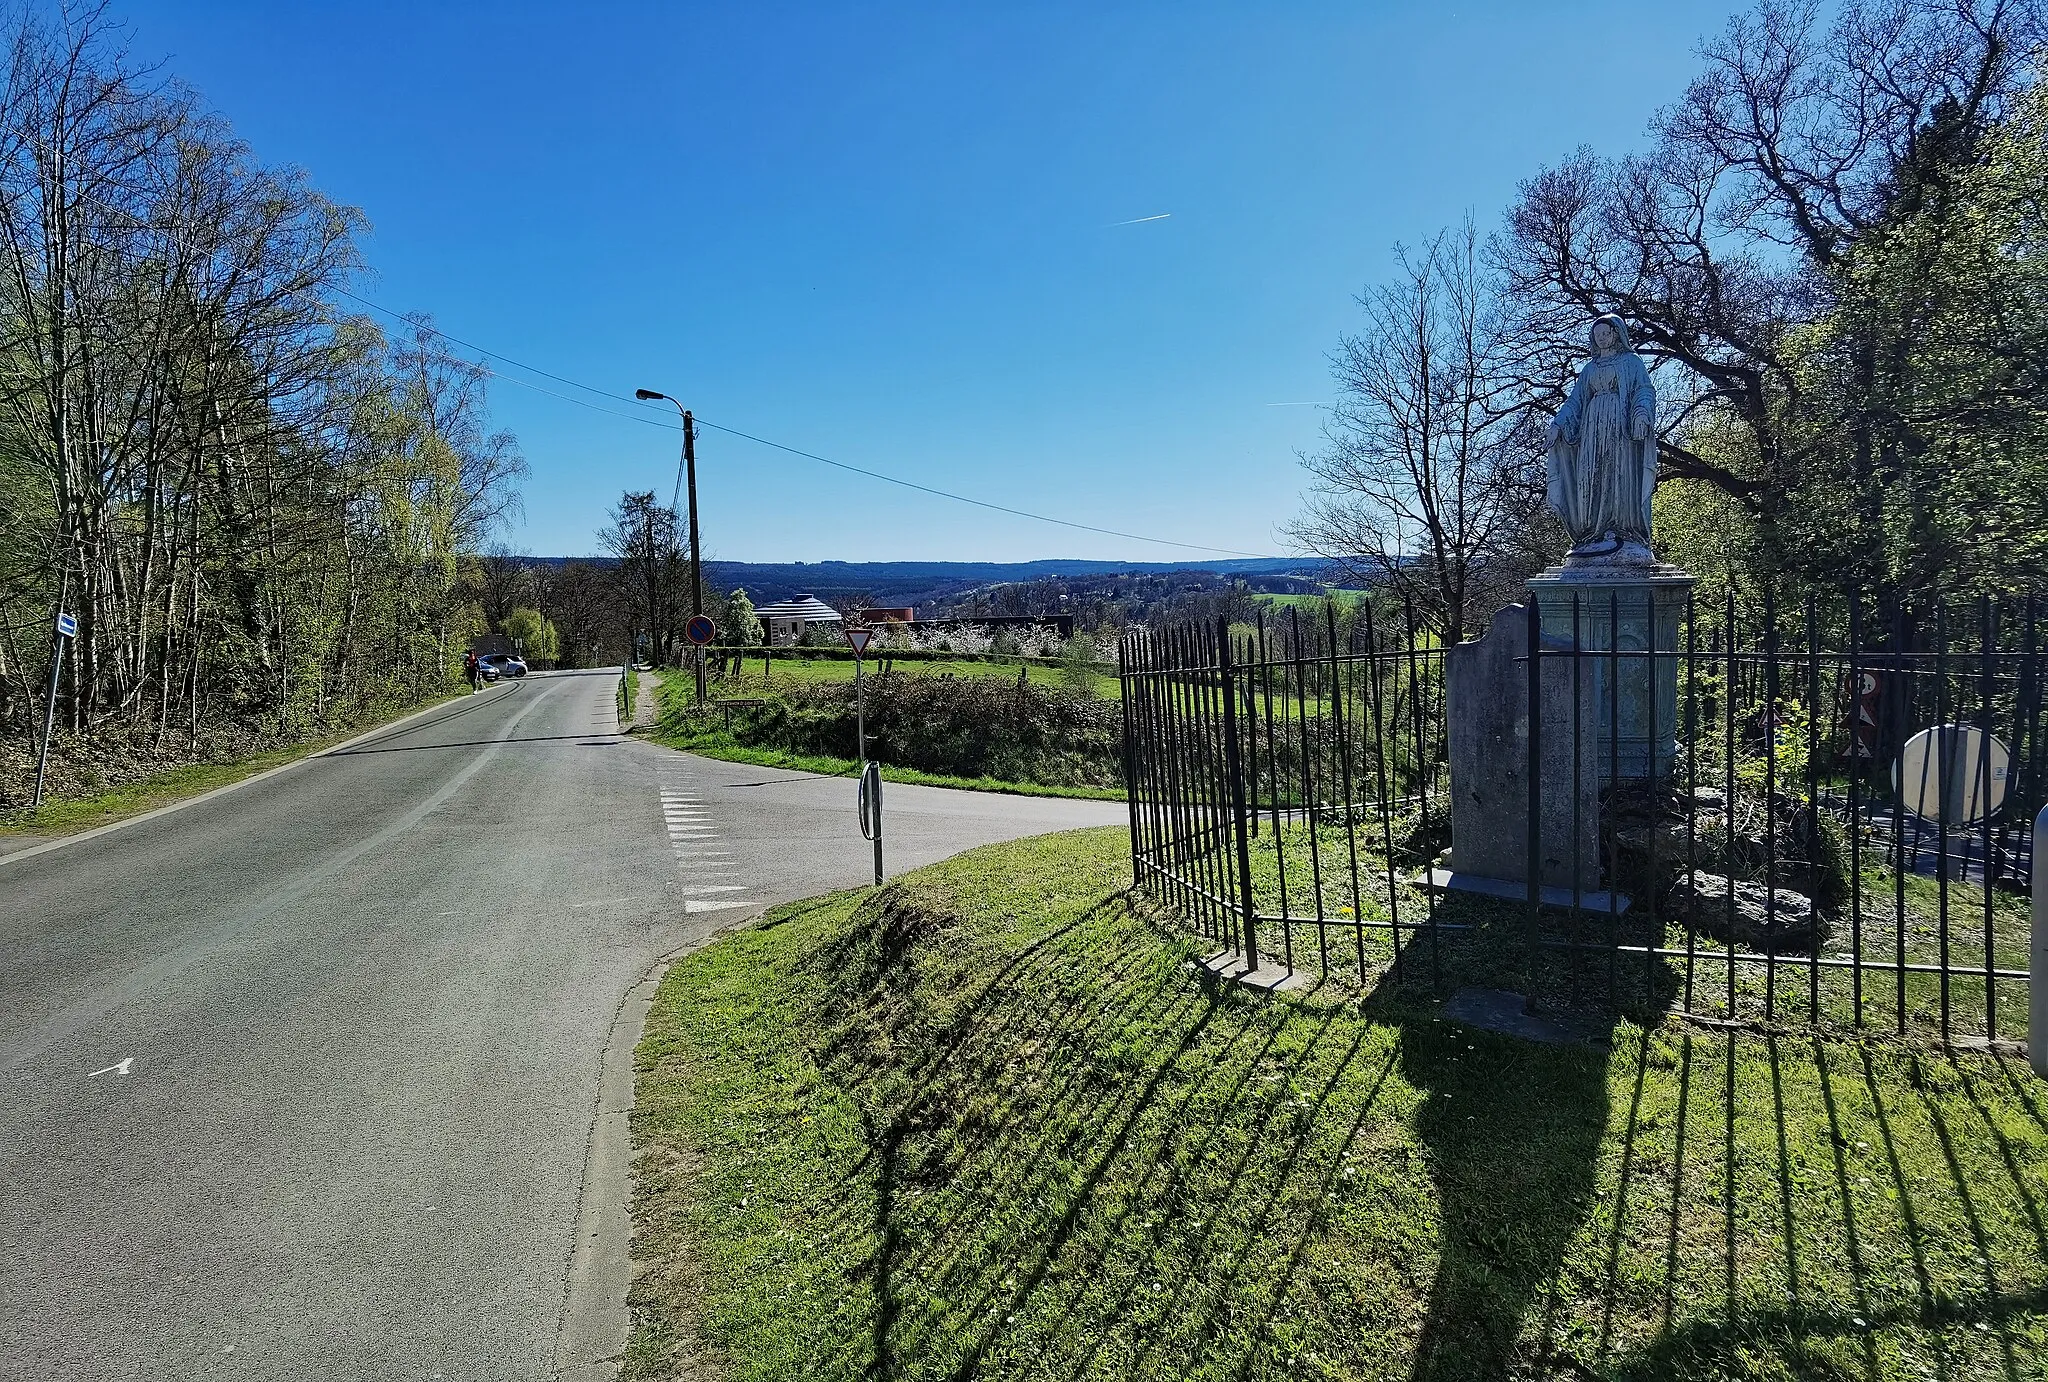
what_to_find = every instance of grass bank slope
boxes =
[629,828,2048,1381]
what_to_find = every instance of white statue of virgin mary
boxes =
[1546,314,1658,562]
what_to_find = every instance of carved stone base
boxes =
[1525,563,1696,782]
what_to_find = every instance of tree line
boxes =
[1295,0,2048,643]
[0,6,528,804]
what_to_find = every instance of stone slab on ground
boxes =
[1440,987,1592,1046]
[1423,867,1630,915]
[1199,949,1314,993]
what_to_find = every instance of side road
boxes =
[0,668,1121,1381]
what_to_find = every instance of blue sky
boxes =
[117,1,1744,562]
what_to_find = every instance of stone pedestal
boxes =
[1525,561,1694,783]
[1442,601,1608,902]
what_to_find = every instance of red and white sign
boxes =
[844,626,874,656]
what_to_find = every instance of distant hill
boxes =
[525,555,1345,607]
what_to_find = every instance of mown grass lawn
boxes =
[628,827,2048,1381]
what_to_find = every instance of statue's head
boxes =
[1590,314,1631,356]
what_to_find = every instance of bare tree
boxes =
[1495,0,2047,604]
[1289,222,1550,645]
[0,7,527,798]
[599,491,684,665]
[473,546,532,630]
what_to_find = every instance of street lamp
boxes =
[635,388,705,702]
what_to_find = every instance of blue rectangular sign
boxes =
[54,611,76,639]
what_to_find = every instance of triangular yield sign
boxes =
[844,626,874,655]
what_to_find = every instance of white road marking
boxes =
[684,900,746,913]
[88,1058,133,1078]
[682,885,747,895]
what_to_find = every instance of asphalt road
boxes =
[0,669,1123,1380]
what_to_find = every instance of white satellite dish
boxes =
[1894,723,2011,826]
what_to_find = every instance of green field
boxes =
[626,827,2048,1381]
[711,654,1120,699]
[1253,591,1365,611]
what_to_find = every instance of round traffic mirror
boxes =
[1894,723,2012,826]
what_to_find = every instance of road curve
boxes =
[0,669,1122,1380]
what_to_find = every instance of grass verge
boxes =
[0,689,464,841]
[629,826,2048,1381]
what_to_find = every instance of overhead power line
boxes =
[685,417,1279,559]
[331,285,1286,561]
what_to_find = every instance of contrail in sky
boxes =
[1109,213,1172,226]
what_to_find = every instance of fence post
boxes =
[1121,633,1142,890]
[2033,802,2047,1079]
[1219,616,1260,971]
[1526,600,1543,959]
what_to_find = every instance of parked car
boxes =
[479,653,528,679]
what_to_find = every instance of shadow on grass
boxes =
[1363,908,1620,1381]
[688,862,2048,1381]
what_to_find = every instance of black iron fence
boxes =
[1119,592,2045,1043]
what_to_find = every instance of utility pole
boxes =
[684,410,705,703]
[635,388,707,702]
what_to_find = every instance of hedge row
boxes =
[699,645,1118,671]
[702,675,1124,789]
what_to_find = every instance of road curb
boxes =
[553,913,758,1382]
[0,683,520,871]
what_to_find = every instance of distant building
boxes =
[753,594,843,646]
[909,614,1075,639]
[859,607,915,625]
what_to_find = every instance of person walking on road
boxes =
[464,649,480,693]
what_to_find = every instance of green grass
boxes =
[647,719,1124,801]
[0,689,464,839]
[621,665,641,724]
[1254,591,1366,610]
[1206,820,2035,1043]
[628,827,2048,1381]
